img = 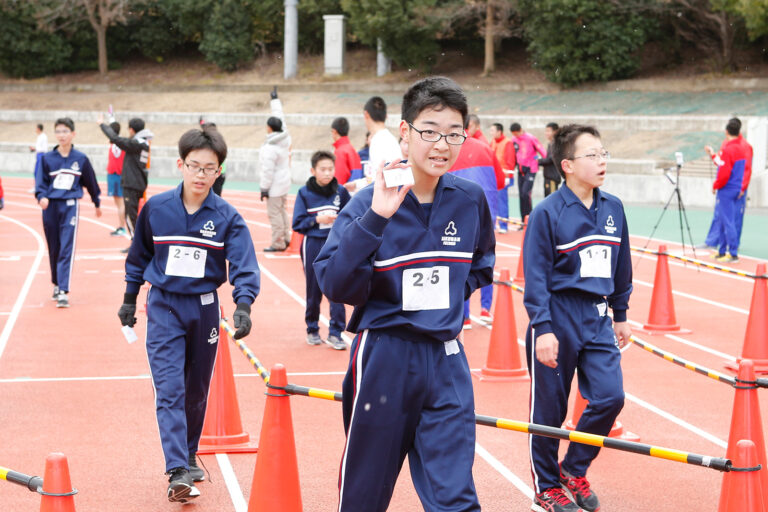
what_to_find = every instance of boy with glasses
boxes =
[315,76,495,512]
[117,125,260,503]
[34,117,102,308]
[523,124,631,512]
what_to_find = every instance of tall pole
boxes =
[284,0,298,79]
[376,38,391,77]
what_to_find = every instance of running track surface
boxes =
[1,175,766,511]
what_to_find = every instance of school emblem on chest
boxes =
[200,220,216,238]
[333,195,341,207]
[442,221,460,246]
[71,161,80,172]
[604,215,617,234]
[208,327,219,344]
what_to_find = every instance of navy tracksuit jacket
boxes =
[34,145,101,292]
[314,173,495,512]
[522,184,632,493]
[125,183,260,472]
[291,178,350,337]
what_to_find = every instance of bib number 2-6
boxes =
[402,266,449,311]
[165,245,207,278]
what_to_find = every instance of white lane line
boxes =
[626,319,737,362]
[475,442,534,500]
[259,265,353,345]
[216,453,248,512]
[632,278,749,315]
[245,219,274,229]
[0,214,45,360]
[0,371,347,383]
[624,392,727,449]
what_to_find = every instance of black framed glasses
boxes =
[184,162,220,176]
[571,150,611,162]
[408,123,467,145]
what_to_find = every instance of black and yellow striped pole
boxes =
[495,215,526,227]
[0,466,43,493]
[474,415,732,472]
[220,319,271,384]
[631,246,767,279]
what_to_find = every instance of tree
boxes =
[35,0,133,76]
[519,0,654,86]
[340,0,447,71]
[733,0,768,40]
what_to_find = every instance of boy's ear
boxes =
[560,158,574,175]
[399,120,409,141]
[176,158,184,172]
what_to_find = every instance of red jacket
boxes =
[472,129,490,146]
[711,135,753,192]
[332,136,362,185]
[490,135,517,172]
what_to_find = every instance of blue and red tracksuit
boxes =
[523,184,632,493]
[34,145,101,293]
[292,178,351,337]
[450,136,504,317]
[706,136,752,257]
[314,173,495,512]
[125,183,260,472]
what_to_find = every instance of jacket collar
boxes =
[560,183,603,208]
[332,136,350,149]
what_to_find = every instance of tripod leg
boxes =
[676,188,699,260]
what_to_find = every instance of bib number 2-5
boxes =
[402,266,449,311]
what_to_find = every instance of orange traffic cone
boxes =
[197,324,258,454]
[472,269,529,382]
[638,245,691,335]
[283,231,303,256]
[514,216,528,284]
[719,440,765,512]
[39,453,77,512]
[564,388,640,442]
[718,360,768,511]
[248,364,302,512]
[725,264,768,374]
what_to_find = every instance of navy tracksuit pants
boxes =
[146,287,220,472]
[301,235,346,337]
[518,166,535,222]
[525,293,624,493]
[42,198,79,292]
[338,330,480,512]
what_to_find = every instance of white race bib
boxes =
[165,245,207,278]
[402,266,449,311]
[579,245,612,278]
[317,209,336,229]
[53,173,75,190]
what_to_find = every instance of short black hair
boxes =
[55,117,75,131]
[331,117,350,137]
[492,122,504,133]
[109,121,121,135]
[129,118,145,133]
[364,96,387,123]
[726,117,741,136]
[201,121,217,129]
[267,116,283,132]
[178,125,228,165]
[311,150,335,168]
[36,123,44,131]
[551,124,601,179]
[546,122,559,131]
[509,122,522,133]
[468,114,480,125]
[401,76,468,126]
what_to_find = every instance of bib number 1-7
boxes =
[402,266,449,311]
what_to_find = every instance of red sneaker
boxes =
[479,309,493,324]
[532,488,582,512]
[559,464,600,511]
[462,318,472,330]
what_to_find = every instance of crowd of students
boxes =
[21,78,754,512]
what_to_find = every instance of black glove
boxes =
[260,190,269,201]
[270,86,278,100]
[233,302,252,340]
[118,293,137,327]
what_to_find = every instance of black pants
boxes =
[518,166,535,221]
[123,187,143,237]
[544,177,559,197]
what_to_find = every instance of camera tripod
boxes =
[640,158,698,260]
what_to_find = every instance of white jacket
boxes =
[259,98,292,197]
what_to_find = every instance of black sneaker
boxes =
[532,488,582,512]
[52,286,59,301]
[188,454,205,482]
[307,332,323,345]
[559,464,600,511]
[167,467,200,503]
[56,292,69,308]
[326,335,347,350]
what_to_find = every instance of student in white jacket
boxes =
[259,87,293,252]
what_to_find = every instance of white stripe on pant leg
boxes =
[527,326,541,495]
[301,236,307,268]
[337,329,368,512]
[65,200,80,292]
